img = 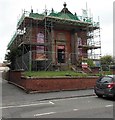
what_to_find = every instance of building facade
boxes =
[7,3,101,71]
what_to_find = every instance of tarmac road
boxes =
[2,95,113,118]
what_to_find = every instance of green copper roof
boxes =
[49,12,80,21]
[7,32,17,49]
[29,13,44,19]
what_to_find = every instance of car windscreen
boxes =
[98,76,113,83]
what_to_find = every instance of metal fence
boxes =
[13,50,101,71]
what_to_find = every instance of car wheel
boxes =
[113,95,115,101]
[96,93,103,98]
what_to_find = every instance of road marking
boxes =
[105,104,113,107]
[0,101,54,109]
[34,112,56,117]
[49,101,55,105]
[73,109,79,111]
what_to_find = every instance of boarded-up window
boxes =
[37,32,44,43]
[36,32,46,60]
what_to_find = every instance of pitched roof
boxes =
[49,2,80,21]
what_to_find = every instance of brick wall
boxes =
[8,70,26,90]
[8,70,98,93]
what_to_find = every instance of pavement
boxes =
[1,72,95,107]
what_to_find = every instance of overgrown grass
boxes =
[23,71,88,77]
[23,70,113,77]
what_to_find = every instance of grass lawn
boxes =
[23,70,112,77]
[23,71,87,77]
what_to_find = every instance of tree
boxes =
[87,58,95,67]
[100,55,114,71]
[5,48,22,69]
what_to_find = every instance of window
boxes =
[99,77,113,83]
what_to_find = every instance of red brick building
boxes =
[7,3,101,71]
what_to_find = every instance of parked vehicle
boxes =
[94,75,115,100]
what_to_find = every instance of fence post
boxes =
[29,51,32,71]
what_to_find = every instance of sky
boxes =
[0,0,114,63]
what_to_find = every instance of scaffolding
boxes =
[7,4,101,71]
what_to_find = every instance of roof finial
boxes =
[63,2,67,8]
[31,6,33,13]
[44,4,47,15]
[51,8,54,13]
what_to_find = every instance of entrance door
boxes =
[57,46,65,63]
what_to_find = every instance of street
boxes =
[2,96,113,118]
[0,72,114,118]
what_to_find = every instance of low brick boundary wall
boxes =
[8,70,99,93]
